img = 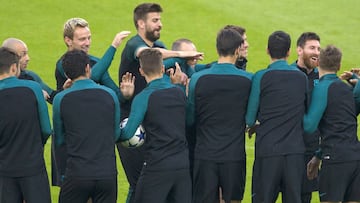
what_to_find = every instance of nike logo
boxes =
[319,192,327,197]
[323,155,330,160]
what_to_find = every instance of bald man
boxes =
[2,38,55,102]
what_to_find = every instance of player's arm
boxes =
[136,46,203,61]
[32,83,52,145]
[245,72,262,127]
[117,92,148,142]
[52,94,65,147]
[352,78,360,115]
[55,59,67,90]
[27,70,55,103]
[186,75,198,127]
[90,46,116,82]
[91,31,131,82]
[27,70,54,95]
[303,83,328,134]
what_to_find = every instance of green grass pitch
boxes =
[1,0,360,202]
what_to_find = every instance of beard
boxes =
[145,29,160,42]
[303,53,318,70]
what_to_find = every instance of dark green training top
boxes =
[55,46,119,97]
[0,76,51,177]
[246,60,308,158]
[290,61,320,155]
[187,63,252,161]
[53,79,120,179]
[118,34,166,119]
[303,74,360,163]
[120,77,189,171]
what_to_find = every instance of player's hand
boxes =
[42,90,50,100]
[112,31,131,48]
[186,78,191,97]
[168,62,187,85]
[307,156,321,180]
[339,71,353,80]
[246,121,260,139]
[351,67,360,76]
[120,72,135,99]
[178,51,204,60]
[63,78,73,89]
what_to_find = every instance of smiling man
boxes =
[291,31,321,203]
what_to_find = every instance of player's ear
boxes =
[64,36,72,47]
[10,63,19,77]
[296,46,302,56]
[161,65,165,74]
[286,49,290,58]
[337,63,341,72]
[139,67,145,76]
[85,64,91,78]
[137,19,145,29]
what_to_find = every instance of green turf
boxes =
[1,0,360,202]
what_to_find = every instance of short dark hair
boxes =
[296,32,320,48]
[0,47,19,74]
[133,3,163,29]
[171,38,193,51]
[62,50,90,80]
[139,48,163,76]
[216,28,244,57]
[268,30,291,59]
[223,24,246,36]
[319,45,342,72]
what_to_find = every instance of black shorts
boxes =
[0,170,51,203]
[192,159,246,202]
[319,160,360,202]
[59,177,117,203]
[116,144,145,203]
[134,168,191,203]
[254,154,304,203]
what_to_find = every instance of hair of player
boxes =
[139,48,163,76]
[223,24,246,36]
[63,17,89,40]
[296,32,320,48]
[319,45,342,72]
[0,47,19,74]
[133,3,163,29]
[267,30,291,59]
[216,28,244,57]
[62,50,90,80]
[171,38,194,51]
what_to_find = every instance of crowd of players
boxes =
[0,2,360,203]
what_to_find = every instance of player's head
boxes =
[296,32,321,70]
[2,38,30,71]
[319,45,342,73]
[224,25,248,59]
[216,28,244,58]
[172,38,198,67]
[267,30,291,59]
[0,46,20,76]
[134,3,163,42]
[63,17,91,53]
[62,50,90,80]
[139,48,163,77]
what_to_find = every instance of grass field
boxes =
[1,0,360,202]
